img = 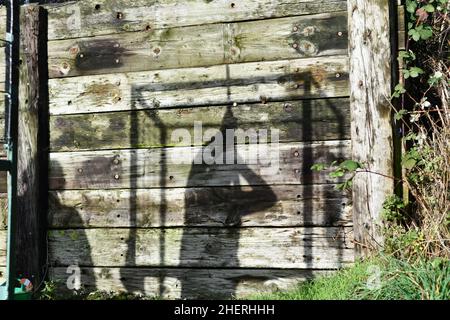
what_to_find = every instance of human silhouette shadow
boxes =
[122,65,349,298]
[179,105,277,299]
[48,160,96,296]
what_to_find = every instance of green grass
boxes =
[249,256,450,300]
[38,256,449,300]
[249,259,374,300]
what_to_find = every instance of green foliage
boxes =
[408,24,433,41]
[403,66,424,79]
[390,0,449,261]
[382,195,407,223]
[38,281,58,300]
[393,84,407,99]
[249,259,375,300]
[35,280,159,300]
[383,225,425,258]
[363,257,450,300]
[248,256,450,300]
[84,291,153,300]
[311,160,362,191]
[406,0,448,30]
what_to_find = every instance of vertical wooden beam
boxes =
[348,0,395,255]
[16,4,47,289]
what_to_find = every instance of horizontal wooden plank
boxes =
[45,0,347,40]
[0,195,6,230]
[398,5,406,50]
[49,56,349,115]
[49,227,354,269]
[48,12,348,78]
[49,140,351,190]
[49,184,352,228]
[0,48,4,88]
[50,267,333,299]
[0,266,4,284]
[0,6,4,47]
[0,229,5,266]
[50,98,351,152]
[0,172,5,193]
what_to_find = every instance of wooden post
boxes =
[348,0,395,255]
[16,4,47,288]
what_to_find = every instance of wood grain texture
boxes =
[0,266,4,284]
[49,56,349,115]
[397,5,406,50]
[0,229,5,266]
[0,48,4,91]
[0,195,6,230]
[48,184,352,228]
[0,173,5,194]
[44,0,347,40]
[48,227,353,268]
[50,267,332,299]
[0,6,4,47]
[49,140,350,190]
[50,98,351,152]
[15,4,47,283]
[348,0,394,254]
[47,12,348,78]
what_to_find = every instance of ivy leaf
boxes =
[336,180,352,191]
[339,160,361,172]
[409,67,424,78]
[419,26,433,40]
[395,109,408,120]
[423,4,435,13]
[403,69,411,79]
[329,170,345,178]
[428,71,443,86]
[406,0,418,13]
[403,158,417,170]
[311,163,327,171]
[408,28,421,41]
[393,84,406,98]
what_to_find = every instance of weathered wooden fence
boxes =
[0,0,405,299]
